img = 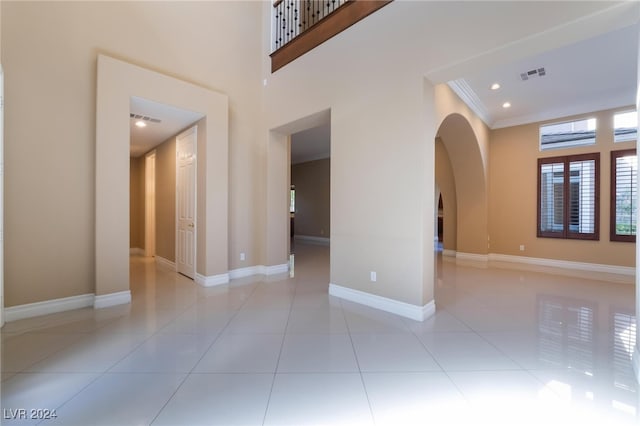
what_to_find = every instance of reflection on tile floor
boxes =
[1,243,637,425]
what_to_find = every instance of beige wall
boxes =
[262,3,439,307]
[129,157,145,250]
[155,136,177,263]
[435,139,457,251]
[3,2,259,305]
[489,107,636,267]
[291,158,330,238]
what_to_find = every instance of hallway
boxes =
[1,244,637,425]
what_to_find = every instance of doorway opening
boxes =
[266,109,330,277]
[290,123,331,254]
[96,54,228,305]
[128,96,203,281]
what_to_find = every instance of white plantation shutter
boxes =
[538,153,599,240]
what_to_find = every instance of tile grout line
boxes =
[261,272,298,425]
[341,299,377,425]
[149,268,267,425]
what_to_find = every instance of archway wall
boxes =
[435,138,457,252]
[434,85,491,255]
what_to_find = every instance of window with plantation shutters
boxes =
[611,149,637,242]
[538,153,599,240]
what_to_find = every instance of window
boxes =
[540,118,596,151]
[538,153,599,240]
[614,111,637,143]
[611,149,637,242]
[290,185,296,213]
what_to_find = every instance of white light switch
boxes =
[240,252,245,261]
[370,271,377,282]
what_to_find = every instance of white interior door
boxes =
[176,126,197,279]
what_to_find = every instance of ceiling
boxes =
[291,124,330,164]
[130,96,204,157]
[448,23,638,129]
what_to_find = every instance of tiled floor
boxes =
[1,243,638,425]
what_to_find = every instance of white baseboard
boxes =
[329,283,436,322]
[156,256,177,271]
[129,248,144,256]
[94,291,132,309]
[456,252,489,263]
[443,251,634,277]
[228,264,289,280]
[294,235,330,245]
[5,294,95,322]
[229,266,263,279]
[265,263,289,276]
[195,273,230,287]
[488,253,635,276]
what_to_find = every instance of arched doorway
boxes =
[435,113,488,259]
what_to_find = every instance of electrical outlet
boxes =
[370,271,377,282]
[240,252,245,261]
[519,245,525,251]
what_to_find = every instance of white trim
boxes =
[229,266,263,279]
[294,235,330,245]
[329,283,436,322]
[195,273,230,287]
[492,93,634,130]
[488,253,635,276]
[442,249,457,257]
[155,256,177,271]
[129,248,144,256]
[456,252,489,263]
[94,291,131,309]
[447,79,492,127]
[5,294,94,322]
[227,264,288,279]
[634,345,640,384]
[265,263,289,276]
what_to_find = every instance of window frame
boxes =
[610,149,637,242]
[537,153,600,240]
[613,110,637,143]
[539,118,597,152]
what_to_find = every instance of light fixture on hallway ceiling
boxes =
[129,112,162,126]
[503,102,511,108]
[135,120,146,128]
[490,83,501,90]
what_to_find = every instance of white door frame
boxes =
[145,151,156,257]
[176,126,197,279]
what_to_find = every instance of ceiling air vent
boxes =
[129,113,162,123]
[520,67,546,81]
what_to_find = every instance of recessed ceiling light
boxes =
[491,83,501,90]
[502,102,511,108]
[135,120,147,128]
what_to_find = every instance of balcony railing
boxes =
[270,0,392,72]
[272,0,348,52]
